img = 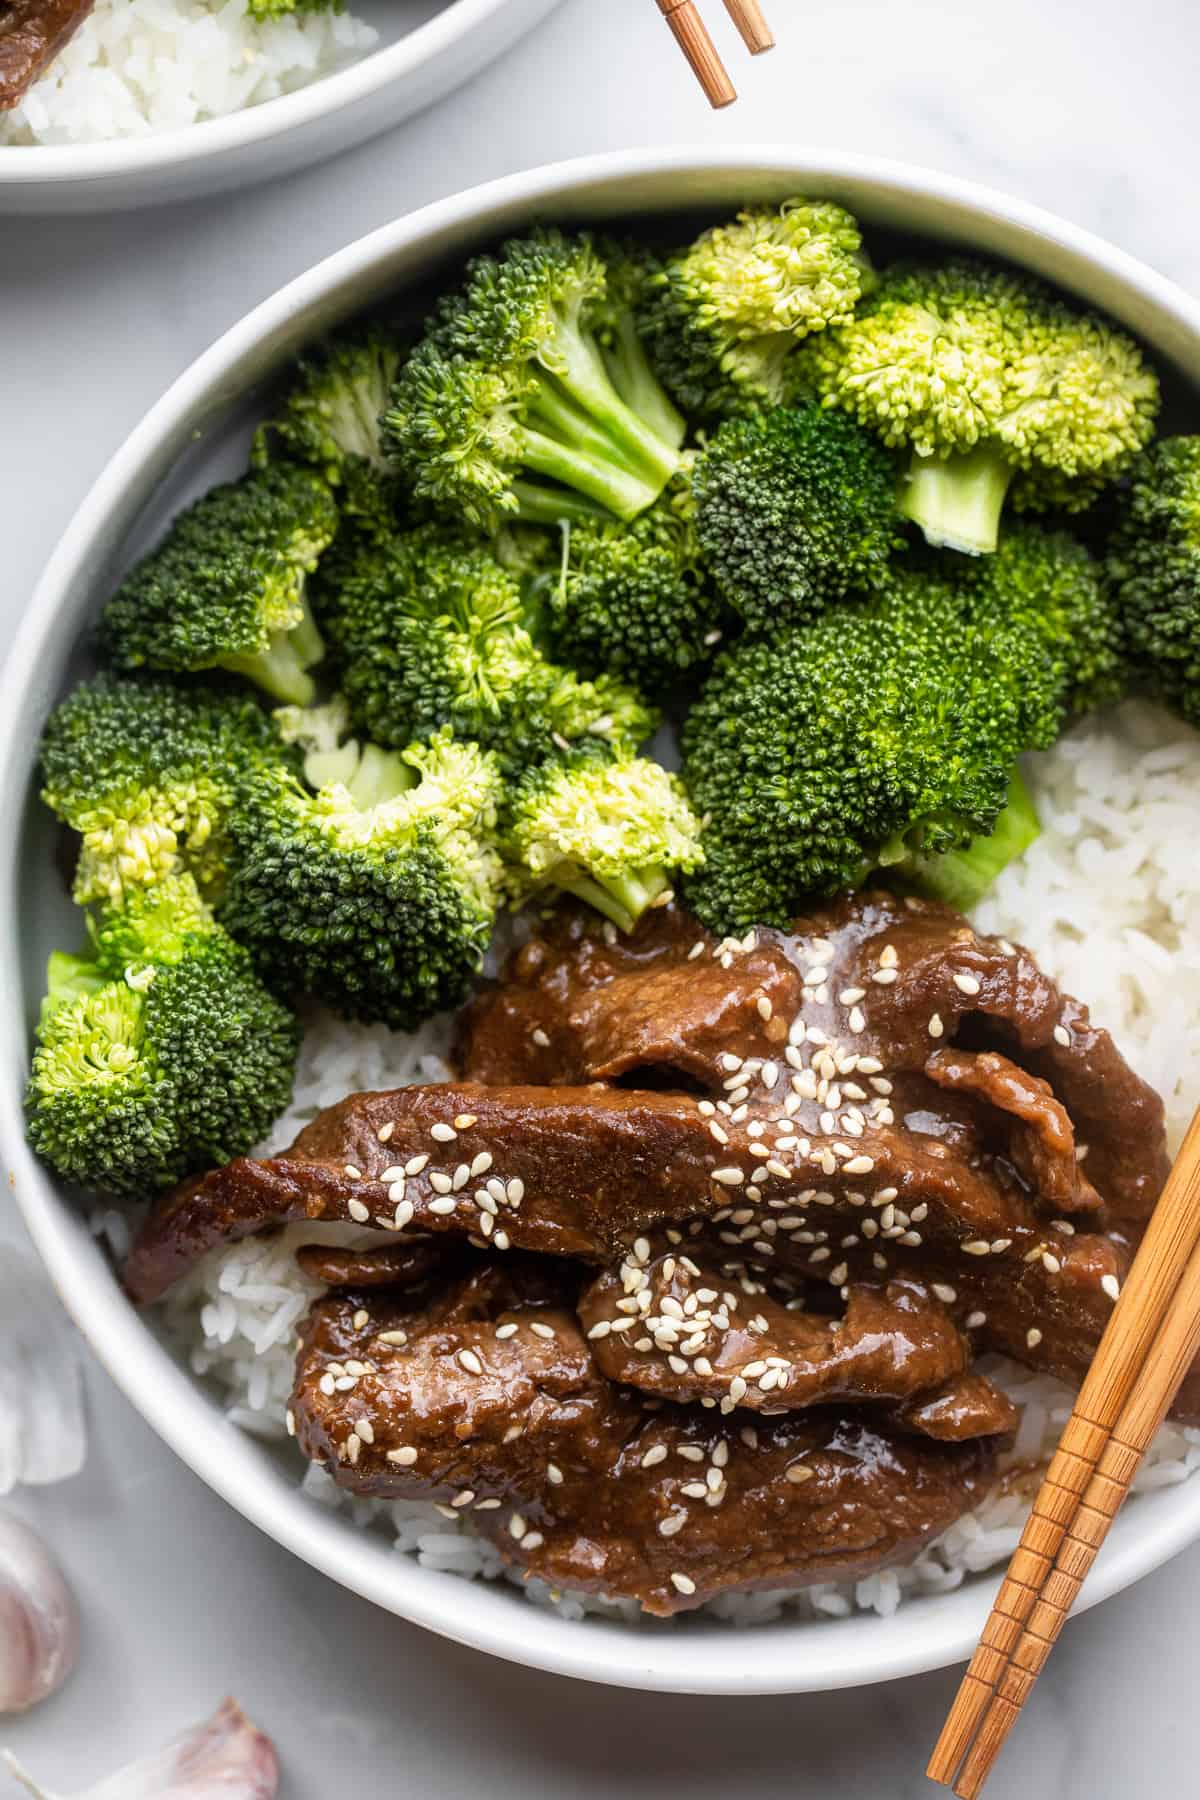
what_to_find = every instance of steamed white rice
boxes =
[0,0,379,146]
[98,699,1200,1625]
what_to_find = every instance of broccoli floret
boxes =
[383,230,684,528]
[247,0,342,14]
[222,728,506,1028]
[26,874,299,1199]
[682,526,1114,930]
[99,465,338,705]
[253,324,405,541]
[531,468,726,691]
[805,258,1160,556]
[505,749,704,933]
[39,674,288,907]
[319,522,656,772]
[1107,436,1200,725]
[638,199,874,420]
[691,403,902,625]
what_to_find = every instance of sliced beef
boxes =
[925,1049,1102,1214]
[289,1267,1002,1615]
[0,0,93,108]
[294,1240,449,1289]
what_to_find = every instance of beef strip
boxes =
[0,0,93,108]
[577,1252,1014,1429]
[294,1240,449,1289]
[289,1264,1002,1615]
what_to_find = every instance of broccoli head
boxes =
[26,874,299,1199]
[383,230,684,528]
[532,468,726,691]
[638,198,874,420]
[1107,435,1200,725]
[805,258,1159,556]
[691,403,902,625]
[99,464,338,705]
[681,526,1115,930]
[319,522,656,772]
[39,674,288,907]
[222,728,506,1028]
[505,749,704,934]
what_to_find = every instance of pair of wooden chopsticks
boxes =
[655,1,775,108]
[929,1106,1200,1795]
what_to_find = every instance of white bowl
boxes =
[5,147,1200,1695]
[0,0,562,215]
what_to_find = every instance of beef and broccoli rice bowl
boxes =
[22,191,1200,1628]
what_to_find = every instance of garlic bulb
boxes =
[0,1513,79,1715]
[3,1698,279,1799]
[0,1246,86,1495]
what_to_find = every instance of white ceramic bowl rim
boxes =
[0,0,522,186]
[6,146,1200,1695]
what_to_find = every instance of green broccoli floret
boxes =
[531,468,726,691]
[681,526,1115,930]
[26,874,299,1199]
[39,674,288,908]
[505,749,704,933]
[318,522,656,772]
[252,323,405,541]
[691,403,902,625]
[383,230,684,528]
[222,728,506,1028]
[99,465,338,705]
[247,0,343,15]
[805,258,1159,556]
[1107,435,1200,725]
[638,199,874,420]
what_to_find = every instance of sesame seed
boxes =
[962,1240,990,1257]
[454,1114,478,1131]
[953,972,981,996]
[522,1532,545,1552]
[509,1514,527,1541]
[377,1122,395,1144]
[931,1283,957,1305]
[641,1444,668,1469]
[394,1199,414,1230]
[471,1151,493,1176]
[458,1349,483,1375]
[990,1238,1012,1253]
[507,1178,525,1205]
[712,1167,745,1186]
[495,1321,519,1339]
[786,1463,814,1484]
[839,987,866,1006]
[689,941,706,961]
[848,1007,866,1034]
[681,1481,708,1499]
[451,1491,475,1509]
[843,1155,875,1176]
[1042,1252,1062,1274]
[965,1311,987,1330]
[658,1513,686,1538]
[343,1164,362,1180]
[431,1122,457,1143]
[347,1198,370,1223]
[378,1329,409,1346]
[1102,1274,1121,1302]
[405,1154,429,1176]
[530,1321,556,1341]
[928,1013,944,1039]
[429,1197,457,1216]
[387,1446,418,1467]
[1054,1024,1071,1047]
[1026,1328,1043,1349]
[452,1163,470,1191]
[355,1418,375,1446]
[344,1433,361,1464]
[670,1572,696,1595]
[429,1172,453,1195]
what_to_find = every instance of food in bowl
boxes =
[24,196,1200,1624]
[0,0,379,144]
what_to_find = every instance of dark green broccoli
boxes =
[805,258,1160,556]
[318,522,656,773]
[691,403,902,625]
[39,674,288,907]
[99,465,338,705]
[681,525,1117,930]
[1107,435,1200,725]
[252,323,405,541]
[638,198,874,421]
[222,726,506,1028]
[26,874,299,1199]
[505,748,704,933]
[529,468,726,690]
[383,230,684,528]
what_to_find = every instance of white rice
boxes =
[0,0,379,146]
[114,700,1200,1624]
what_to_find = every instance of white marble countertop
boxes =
[3,0,1198,1791]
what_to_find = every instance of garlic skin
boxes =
[3,1698,279,1799]
[0,1513,79,1716]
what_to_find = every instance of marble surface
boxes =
[2,0,1199,1791]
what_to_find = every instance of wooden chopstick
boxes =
[952,1218,1200,1795]
[929,1105,1200,1792]
[723,0,775,52]
[654,1,737,108]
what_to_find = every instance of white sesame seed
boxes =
[965,1311,987,1330]
[546,1463,564,1486]
[345,1433,361,1464]
[786,1463,814,1484]
[405,1154,429,1176]
[509,1513,527,1540]
[429,1197,457,1215]
[1026,1328,1043,1349]
[507,1178,525,1205]
[990,1238,1012,1253]
[670,1572,696,1595]
[658,1513,686,1538]
[530,1321,556,1340]
[347,1198,370,1224]
[931,1283,958,1305]
[1102,1274,1121,1302]
[641,1444,668,1469]
[285,1409,296,1437]
[871,968,897,987]
[587,1320,612,1340]
[387,1446,418,1467]
[962,1240,990,1257]
[928,1013,944,1039]
[843,1155,875,1176]
[394,1199,414,1230]
[458,1349,484,1375]
[454,1114,478,1131]
[429,1172,453,1195]
[495,1322,519,1340]
[471,1151,493,1177]
[377,1121,395,1144]
[430,1122,457,1143]
[688,941,706,961]
[343,1164,362,1180]
[1054,1024,1071,1047]
[712,1167,745,1186]
[1042,1253,1062,1274]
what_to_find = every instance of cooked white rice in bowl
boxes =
[0,0,380,146]
[91,698,1200,1627]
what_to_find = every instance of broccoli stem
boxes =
[532,331,683,497]
[899,442,1015,556]
[222,596,325,705]
[903,771,1041,909]
[345,744,418,809]
[39,951,107,1028]
[600,314,687,454]
[512,481,613,528]
[519,417,665,522]
[553,862,670,935]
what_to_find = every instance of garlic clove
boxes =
[0,1246,86,1495]
[0,1513,79,1716]
[3,1698,279,1799]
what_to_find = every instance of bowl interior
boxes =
[6,151,1200,1694]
